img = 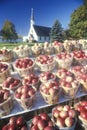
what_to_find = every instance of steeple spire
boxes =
[30,8,35,26]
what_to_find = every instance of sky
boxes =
[0,0,83,36]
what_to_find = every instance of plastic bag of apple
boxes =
[2,115,28,130]
[29,113,55,130]
[74,100,87,129]
[14,85,37,110]
[14,57,35,77]
[52,104,77,130]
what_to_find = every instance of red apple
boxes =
[59,111,68,119]
[65,117,74,127]
[37,119,46,129]
[56,117,65,128]
[68,109,76,118]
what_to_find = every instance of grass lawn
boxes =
[0,42,35,49]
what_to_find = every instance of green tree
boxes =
[69,2,87,39]
[50,19,64,42]
[1,20,18,42]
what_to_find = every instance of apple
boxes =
[52,109,60,118]
[32,116,41,125]
[2,125,9,130]
[31,125,39,130]
[68,109,76,118]
[44,126,54,130]
[56,117,65,128]
[59,111,68,119]
[65,117,74,127]
[40,113,50,121]
[8,124,16,130]
[16,116,25,126]
[63,105,70,111]
[80,111,87,120]
[37,119,46,129]
[9,116,17,125]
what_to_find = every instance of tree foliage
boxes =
[50,19,64,42]
[1,20,18,42]
[69,2,87,39]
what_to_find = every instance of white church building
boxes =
[23,8,51,43]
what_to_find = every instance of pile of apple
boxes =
[2,116,28,130]
[0,89,11,104]
[70,65,86,77]
[39,71,56,83]
[74,100,87,127]
[36,55,54,65]
[0,49,8,55]
[55,52,73,69]
[15,85,36,100]
[40,81,60,96]
[30,113,54,130]
[14,58,34,69]
[22,73,39,87]
[77,73,87,92]
[60,76,79,98]
[56,52,73,60]
[3,77,21,91]
[0,62,8,73]
[56,68,72,79]
[73,50,87,60]
[52,105,76,128]
[14,85,36,109]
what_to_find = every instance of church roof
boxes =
[33,25,51,37]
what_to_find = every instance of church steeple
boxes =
[30,8,35,26]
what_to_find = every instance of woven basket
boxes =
[14,59,35,77]
[0,50,13,62]
[36,59,56,72]
[54,118,77,130]
[15,94,36,110]
[40,88,60,105]
[54,45,64,54]
[0,94,14,117]
[0,62,11,84]
[3,81,22,92]
[61,85,79,99]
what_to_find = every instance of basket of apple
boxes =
[0,62,11,84]
[0,88,14,117]
[3,76,22,92]
[44,42,54,55]
[39,71,56,83]
[0,47,13,62]
[22,73,40,90]
[56,68,73,79]
[74,100,87,129]
[14,44,32,58]
[2,115,28,130]
[54,52,73,69]
[40,81,61,105]
[14,85,36,110]
[29,113,55,130]
[52,104,77,130]
[77,73,87,92]
[32,43,44,57]
[52,41,64,54]
[14,57,35,77]
[73,50,87,66]
[35,55,55,72]
[69,65,86,77]
[60,76,79,99]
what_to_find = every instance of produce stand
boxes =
[0,45,87,130]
